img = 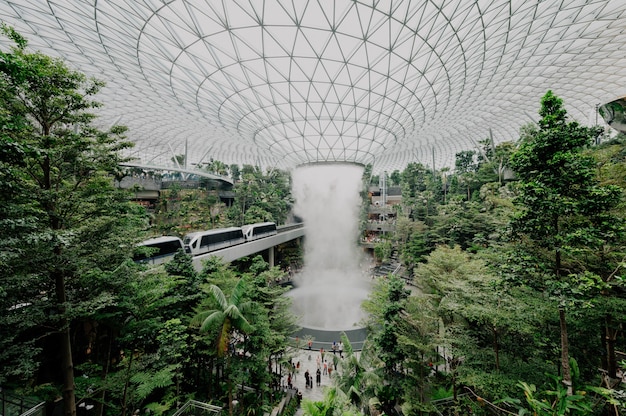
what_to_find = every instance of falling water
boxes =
[288,163,372,330]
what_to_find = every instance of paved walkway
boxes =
[286,347,345,415]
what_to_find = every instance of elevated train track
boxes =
[190,223,305,272]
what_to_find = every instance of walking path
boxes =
[280,263,398,415]
[286,347,349,415]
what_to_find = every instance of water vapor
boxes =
[288,163,371,330]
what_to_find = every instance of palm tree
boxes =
[300,388,340,416]
[335,334,380,411]
[193,279,254,416]
[301,387,362,416]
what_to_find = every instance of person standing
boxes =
[316,368,321,386]
[304,369,310,388]
[323,360,328,375]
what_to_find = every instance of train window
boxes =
[252,223,277,236]
[134,237,183,263]
[157,240,183,255]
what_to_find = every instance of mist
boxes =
[288,163,372,330]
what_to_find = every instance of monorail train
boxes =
[134,236,184,265]
[183,222,278,256]
[242,222,278,241]
[183,227,246,256]
[134,222,281,264]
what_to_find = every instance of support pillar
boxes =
[268,246,275,267]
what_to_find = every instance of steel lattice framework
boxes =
[1,0,625,173]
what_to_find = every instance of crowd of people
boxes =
[281,340,351,412]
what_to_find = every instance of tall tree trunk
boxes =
[61,323,76,416]
[227,354,234,416]
[555,243,572,395]
[603,315,620,416]
[559,307,573,395]
[605,314,618,378]
[121,350,134,416]
[47,149,76,416]
[96,329,113,416]
[601,324,609,372]
[56,272,77,416]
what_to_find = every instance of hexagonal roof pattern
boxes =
[1,0,625,173]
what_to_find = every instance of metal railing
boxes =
[19,402,45,416]
[171,400,222,416]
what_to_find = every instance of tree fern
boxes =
[130,365,176,400]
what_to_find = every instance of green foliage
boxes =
[507,90,626,390]
[373,239,393,263]
[588,386,626,413]
[281,394,300,416]
[193,280,254,356]
[430,385,454,400]
[366,276,410,411]
[501,377,593,416]
[335,333,380,409]
[509,91,612,251]
[4,43,626,416]
[154,188,229,235]
[164,250,196,278]
[405,227,429,259]
[228,166,293,226]
[301,387,360,416]
[0,28,147,416]
[130,366,176,401]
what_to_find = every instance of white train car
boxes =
[242,222,277,242]
[183,227,246,255]
[134,236,184,265]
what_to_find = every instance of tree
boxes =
[229,164,241,182]
[300,387,360,416]
[455,150,479,200]
[335,333,380,411]
[193,279,254,416]
[398,219,430,273]
[163,250,204,319]
[0,26,143,416]
[195,281,253,357]
[113,267,184,416]
[228,166,292,226]
[400,162,429,211]
[368,275,410,413]
[373,239,393,263]
[508,90,619,395]
[390,169,401,186]
[476,138,515,185]
[241,265,298,412]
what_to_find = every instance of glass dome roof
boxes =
[1,0,625,173]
